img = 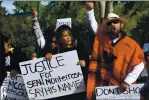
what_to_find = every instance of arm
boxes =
[120,44,145,92]
[86,2,98,34]
[32,10,45,49]
[124,62,144,85]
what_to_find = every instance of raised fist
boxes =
[32,9,38,18]
[86,2,94,10]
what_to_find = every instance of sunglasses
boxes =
[107,20,120,26]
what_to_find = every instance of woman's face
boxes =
[61,30,72,47]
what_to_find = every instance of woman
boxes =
[45,25,89,100]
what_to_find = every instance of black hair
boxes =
[56,25,74,48]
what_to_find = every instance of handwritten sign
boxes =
[1,72,28,100]
[1,74,8,100]
[56,18,71,30]
[96,84,144,100]
[19,50,86,100]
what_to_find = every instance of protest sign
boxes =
[19,50,86,100]
[96,84,144,100]
[56,18,71,30]
[1,74,8,100]
[1,72,28,100]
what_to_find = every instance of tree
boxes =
[113,1,149,47]
[1,1,149,58]
[0,5,36,58]
[13,1,37,14]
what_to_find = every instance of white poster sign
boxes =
[1,72,28,100]
[19,50,86,100]
[56,18,71,30]
[96,84,144,100]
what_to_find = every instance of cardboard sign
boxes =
[1,72,28,100]
[19,50,86,100]
[96,84,144,100]
[56,18,71,30]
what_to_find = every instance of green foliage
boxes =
[1,1,149,58]
[39,1,90,38]
[0,6,36,58]
[13,1,37,14]
[114,1,149,47]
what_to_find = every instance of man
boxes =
[87,13,145,100]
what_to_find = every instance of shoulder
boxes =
[121,36,141,50]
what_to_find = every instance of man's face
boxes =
[106,19,123,39]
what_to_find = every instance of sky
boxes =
[1,1,48,14]
[1,1,15,14]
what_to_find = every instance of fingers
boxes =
[46,53,52,60]
[77,60,86,67]
[86,2,94,10]
[10,70,18,77]
[32,9,38,18]
[120,82,129,93]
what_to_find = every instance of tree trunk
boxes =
[105,1,113,18]
[99,1,106,23]
[107,1,113,14]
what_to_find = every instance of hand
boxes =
[77,60,86,67]
[120,81,130,93]
[32,9,38,18]
[86,2,94,10]
[46,53,53,60]
[10,70,18,77]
